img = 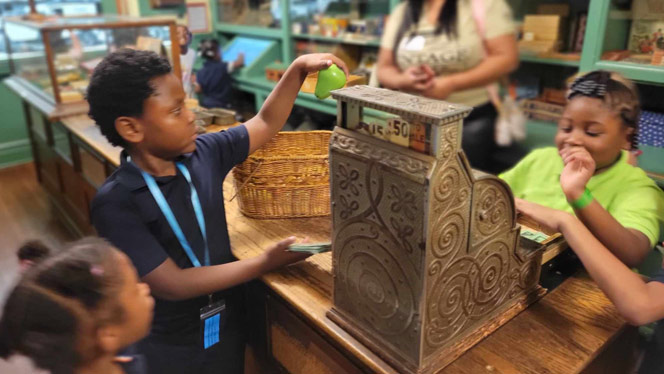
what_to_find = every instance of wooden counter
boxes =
[8,92,635,374]
[222,179,635,374]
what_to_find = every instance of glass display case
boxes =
[289,0,390,46]
[4,15,181,105]
[581,0,664,84]
[217,0,277,28]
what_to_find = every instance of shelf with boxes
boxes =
[515,2,585,69]
[212,0,396,126]
[291,33,381,47]
[580,0,664,85]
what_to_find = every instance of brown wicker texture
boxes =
[232,131,332,219]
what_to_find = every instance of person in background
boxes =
[501,70,664,268]
[16,239,51,272]
[193,39,244,109]
[376,0,520,172]
[177,25,196,98]
[0,237,154,374]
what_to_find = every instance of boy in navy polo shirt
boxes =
[86,48,348,374]
[193,39,244,109]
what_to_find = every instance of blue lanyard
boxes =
[139,161,210,267]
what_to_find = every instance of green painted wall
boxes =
[0,80,31,168]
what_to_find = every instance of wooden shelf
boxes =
[292,33,381,47]
[519,54,580,68]
[594,60,664,85]
[215,23,283,39]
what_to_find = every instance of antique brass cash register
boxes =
[327,86,546,374]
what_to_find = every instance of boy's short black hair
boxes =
[198,39,220,61]
[87,48,172,148]
[17,240,51,263]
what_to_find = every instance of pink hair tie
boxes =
[90,265,105,276]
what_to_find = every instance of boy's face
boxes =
[138,73,197,158]
[177,26,190,48]
[555,97,632,169]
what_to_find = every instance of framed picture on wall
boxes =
[186,2,211,33]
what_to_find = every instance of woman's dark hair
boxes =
[198,39,220,61]
[0,237,125,374]
[86,48,172,148]
[393,0,458,59]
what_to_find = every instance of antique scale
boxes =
[327,86,545,374]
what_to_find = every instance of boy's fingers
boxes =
[327,55,349,77]
[278,236,298,251]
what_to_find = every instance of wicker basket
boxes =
[232,131,332,219]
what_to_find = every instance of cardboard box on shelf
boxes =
[265,62,288,82]
[519,15,563,54]
[537,4,570,17]
[521,99,565,122]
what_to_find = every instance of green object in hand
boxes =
[315,64,346,100]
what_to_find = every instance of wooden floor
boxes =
[0,163,73,374]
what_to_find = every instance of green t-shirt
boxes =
[500,147,664,247]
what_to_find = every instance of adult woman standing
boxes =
[376,0,519,172]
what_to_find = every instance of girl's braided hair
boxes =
[0,238,125,374]
[567,70,641,149]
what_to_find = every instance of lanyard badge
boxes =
[138,160,225,350]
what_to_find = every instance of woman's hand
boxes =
[515,198,572,233]
[259,236,311,273]
[559,146,595,201]
[398,65,435,92]
[294,53,349,77]
[422,76,457,100]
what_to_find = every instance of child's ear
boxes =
[622,126,635,150]
[97,325,121,354]
[115,117,144,145]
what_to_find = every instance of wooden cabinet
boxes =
[266,294,365,374]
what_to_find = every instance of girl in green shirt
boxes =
[501,70,664,267]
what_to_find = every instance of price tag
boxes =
[388,118,410,147]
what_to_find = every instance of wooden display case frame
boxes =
[5,15,181,115]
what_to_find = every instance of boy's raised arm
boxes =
[244,53,348,154]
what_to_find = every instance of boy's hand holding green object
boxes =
[314,64,347,99]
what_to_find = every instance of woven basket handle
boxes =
[229,161,262,202]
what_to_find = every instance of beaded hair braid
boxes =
[567,70,641,150]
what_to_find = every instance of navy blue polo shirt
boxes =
[196,59,232,109]
[91,125,249,343]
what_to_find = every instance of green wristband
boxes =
[569,188,593,210]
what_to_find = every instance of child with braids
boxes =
[501,70,664,267]
[0,238,154,374]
